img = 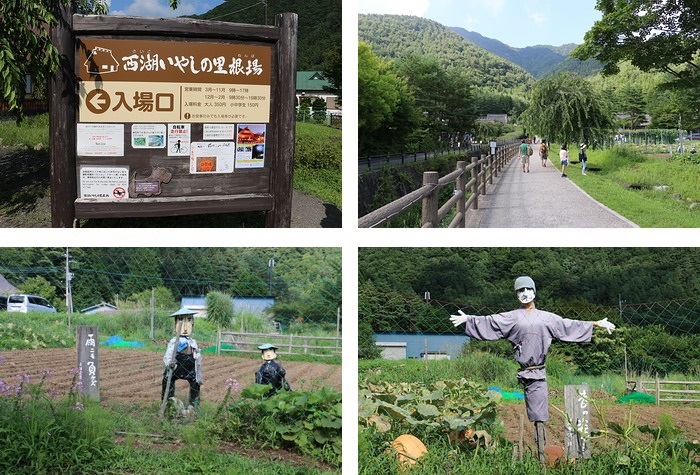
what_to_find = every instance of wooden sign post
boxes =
[77,325,100,400]
[50,6,297,227]
[564,384,591,459]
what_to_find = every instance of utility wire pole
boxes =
[65,248,73,332]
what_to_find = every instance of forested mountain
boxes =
[191,0,341,70]
[359,248,700,309]
[449,27,601,78]
[0,248,341,324]
[358,14,534,94]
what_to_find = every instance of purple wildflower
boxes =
[15,373,30,384]
[40,368,52,379]
[225,378,240,392]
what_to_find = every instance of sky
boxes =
[357,0,603,48]
[107,0,225,18]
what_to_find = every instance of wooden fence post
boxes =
[266,12,298,227]
[456,161,466,227]
[49,0,77,227]
[421,171,439,227]
[564,384,591,460]
[479,154,487,195]
[471,156,479,210]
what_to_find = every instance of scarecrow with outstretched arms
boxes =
[450,276,615,460]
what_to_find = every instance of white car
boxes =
[6,294,57,313]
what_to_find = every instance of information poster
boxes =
[79,166,130,199]
[131,124,166,148]
[203,124,235,140]
[235,124,266,169]
[189,142,235,174]
[77,124,124,156]
[168,123,191,156]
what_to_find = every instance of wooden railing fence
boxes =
[217,330,342,357]
[628,377,700,405]
[358,142,519,228]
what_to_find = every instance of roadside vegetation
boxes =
[547,143,700,227]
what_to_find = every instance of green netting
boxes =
[616,391,656,404]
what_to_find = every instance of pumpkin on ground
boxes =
[387,434,428,467]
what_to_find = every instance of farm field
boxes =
[497,399,700,451]
[0,347,342,405]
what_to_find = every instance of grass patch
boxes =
[293,122,342,208]
[0,115,49,148]
[549,144,700,227]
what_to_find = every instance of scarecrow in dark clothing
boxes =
[450,276,616,462]
[162,308,202,410]
[255,343,291,397]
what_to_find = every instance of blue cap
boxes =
[258,343,278,351]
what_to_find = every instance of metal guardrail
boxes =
[358,142,520,228]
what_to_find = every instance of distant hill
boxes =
[191,0,341,70]
[358,14,534,93]
[448,27,600,78]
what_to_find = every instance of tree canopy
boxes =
[520,72,614,147]
[573,0,700,90]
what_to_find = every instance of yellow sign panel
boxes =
[79,82,271,123]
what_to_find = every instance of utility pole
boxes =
[264,0,268,25]
[65,248,73,331]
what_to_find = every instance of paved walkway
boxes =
[465,145,638,228]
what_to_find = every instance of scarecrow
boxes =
[255,343,291,397]
[450,276,615,461]
[162,308,202,411]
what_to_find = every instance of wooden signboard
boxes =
[49,8,297,227]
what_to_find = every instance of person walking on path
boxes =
[559,145,569,177]
[450,276,616,463]
[539,140,549,167]
[519,140,532,173]
[579,144,588,175]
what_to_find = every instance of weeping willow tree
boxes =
[520,72,614,148]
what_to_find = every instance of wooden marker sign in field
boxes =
[77,325,100,400]
[564,384,592,459]
[49,6,297,227]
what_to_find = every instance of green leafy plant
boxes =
[213,385,342,468]
[359,379,500,435]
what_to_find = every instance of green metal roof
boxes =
[296,71,330,92]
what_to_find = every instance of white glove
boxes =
[596,318,616,334]
[450,310,471,327]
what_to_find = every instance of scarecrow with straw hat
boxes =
[161,308,202,412]
[255,343,291,397]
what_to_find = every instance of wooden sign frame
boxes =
[49,6,297,227]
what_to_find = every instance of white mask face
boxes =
[516,288,535,304]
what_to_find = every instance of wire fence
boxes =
[360,289,700,379]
